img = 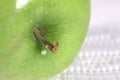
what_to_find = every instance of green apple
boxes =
[0,0,90,80]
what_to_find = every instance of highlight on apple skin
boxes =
[0,0,90,80]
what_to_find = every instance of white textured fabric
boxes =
[49,0,120,80]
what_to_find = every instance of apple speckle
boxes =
[41,50,47,55]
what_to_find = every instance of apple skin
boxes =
[0,0,90,80]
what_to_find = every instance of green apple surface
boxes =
[0,0,90,80]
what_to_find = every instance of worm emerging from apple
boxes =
[0,0,90,80]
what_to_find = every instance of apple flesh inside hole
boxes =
[0,0,90,80]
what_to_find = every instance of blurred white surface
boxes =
[90,0,120,27]
[49,0,120,80]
